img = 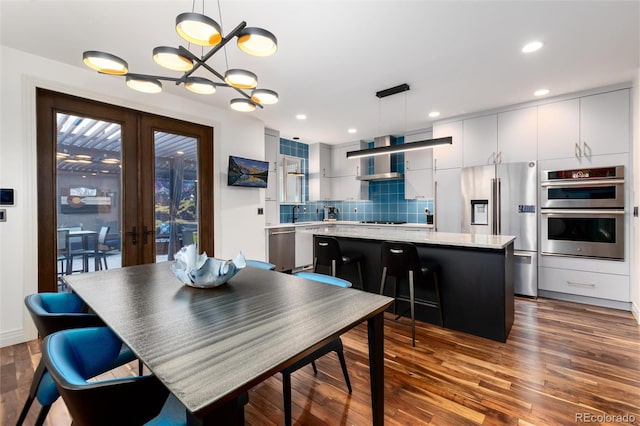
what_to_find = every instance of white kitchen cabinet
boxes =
[497,106,538,163]
[433,121,463,170]
[265,200,279,226]
[433,167,461,233]
[404,130,433,171]
[579,89,630,157]
[538,89,630,163]
[405,168,433,200]
[330,142,362,177]
[308,143,332,201]
[539,266,630,302]
[330,175,368,201]
[295,225,320,268]
[404,130,434,200]
[264,129,280,220]
[265,128,279,172]
[328,141,368,201]
[462,114,498,167]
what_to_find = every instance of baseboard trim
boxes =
[538,290,632,311]
[0,328,30,348]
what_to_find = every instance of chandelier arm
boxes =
[125,73,183,83]
[176,21,246,82]
[196,60,263,108]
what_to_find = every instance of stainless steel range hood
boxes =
[356,136,404,181]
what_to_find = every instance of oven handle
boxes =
[540,179,624,187]
[541,209,625,215]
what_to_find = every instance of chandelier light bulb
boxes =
[225,69,258,89]
[185,77,217,94]
[176,13,222,46]
[251,88,278,104]
[237,27,278,57]
[153,47,194,71]
[83,51,128,75]
[126,76,162,94]
[230,98,257,112]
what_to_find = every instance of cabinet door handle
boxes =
[574,142,582,158]
[322,168,326,177]
[271,230,296,235]
[490,152,496,164]
[406,160,410,170]
[497,151,502,164]
[434,158,437,172]
[567,280,595,288]
[583,141,591,159]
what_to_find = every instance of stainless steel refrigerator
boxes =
[461,161,538,297]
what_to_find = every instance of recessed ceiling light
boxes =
[428,111,440,118]
[296,114,307,120]
[522,41,543,53]
[534,88,550,97]
[348,128,357,134]
[177,151,184,155]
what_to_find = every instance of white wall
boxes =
[632,68,640,324]
[0,46,268,347]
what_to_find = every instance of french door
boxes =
[36,89,214,292]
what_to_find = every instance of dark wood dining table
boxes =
[63,262,394,425]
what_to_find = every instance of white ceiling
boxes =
[1,1,639,144]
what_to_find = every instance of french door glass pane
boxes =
[154,131,198,261]
[56,113,122,279]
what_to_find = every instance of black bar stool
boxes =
[313,236,364,289]
[379,241,443,347]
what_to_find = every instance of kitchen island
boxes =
[308,227,515,342]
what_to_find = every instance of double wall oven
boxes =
[540,166,625,260]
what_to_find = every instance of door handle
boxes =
[125,226,138,245]
[142,226,155,244]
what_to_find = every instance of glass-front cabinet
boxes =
[279,156,303,204]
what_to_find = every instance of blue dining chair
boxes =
[281,272,353,426]
[245,259,277,270]
[17,293,139,426]
[42,327,186,426]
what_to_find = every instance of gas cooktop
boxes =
[360,221,407,225]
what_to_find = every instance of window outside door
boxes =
[37,89,214,292]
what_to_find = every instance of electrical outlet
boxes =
[0,209,6,222]
[354,207,357,213]
[257,207,264,215]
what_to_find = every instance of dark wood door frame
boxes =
[36,89,214,292]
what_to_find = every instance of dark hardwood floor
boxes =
[2,297,639,425]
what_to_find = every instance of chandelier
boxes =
[82,5,278,112]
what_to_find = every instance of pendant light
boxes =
[237,28,278,57]
[185,77,217,94]
[224,69,257,89]
[251,88,278,105]
[82,1,278,112]
[230,98,257,112]
[153,47,194,71]
[175,12,222,46]
[126,76,162,94]
[82,51,128,75]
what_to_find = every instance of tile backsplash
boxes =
[278,137,433,224]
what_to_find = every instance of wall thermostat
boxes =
[0,188,15,206]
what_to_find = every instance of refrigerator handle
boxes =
[496,177,502,234]
[434,180,438,232]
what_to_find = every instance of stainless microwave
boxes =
[541,165,624,209]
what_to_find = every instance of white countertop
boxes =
[265,221,434,230]
[307,227,516,250]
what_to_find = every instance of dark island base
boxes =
[314,236,514,342]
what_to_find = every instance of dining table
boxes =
[62,262,394,425]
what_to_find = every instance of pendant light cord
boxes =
[216,0,230,70]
